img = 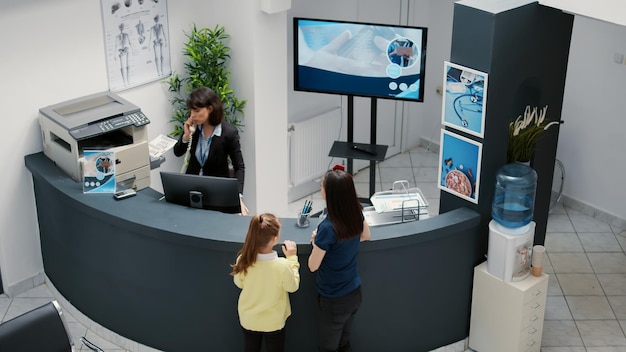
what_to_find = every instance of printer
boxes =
[39,91,151,190]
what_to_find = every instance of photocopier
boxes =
[39,91,151,190]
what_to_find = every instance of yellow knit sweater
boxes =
[234,252,300,332]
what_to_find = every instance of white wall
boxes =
[0,0,624,296]
[540,0,626,26]
[558,16,626,221]
[405,0,455,149]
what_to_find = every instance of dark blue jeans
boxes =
[316,286,362,352]
[242,327,286,352]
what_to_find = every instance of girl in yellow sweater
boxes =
[231,213,300,352]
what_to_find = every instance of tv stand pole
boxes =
[368,98,378,197]
[329,95,388,199]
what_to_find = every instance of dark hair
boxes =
[186,87,224,126]
[230,213,281,275]
[322,170,363,240]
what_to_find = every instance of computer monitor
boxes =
[160,171,241,214]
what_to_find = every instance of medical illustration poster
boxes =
[441,62,488,138]
[438,130,482,204]
[82,150,116,193]
[101,0,171,91]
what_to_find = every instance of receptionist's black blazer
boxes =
[173,121,245,194]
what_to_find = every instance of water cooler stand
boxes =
[487,220,535,282]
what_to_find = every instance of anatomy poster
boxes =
[437,129,482,204]
[101,0,171,91]
[441,61,488,138]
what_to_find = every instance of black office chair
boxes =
[0,300,73,352]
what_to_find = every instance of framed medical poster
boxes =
[438,129,482,204]
[101,0,171,91]
[441,61,488,138]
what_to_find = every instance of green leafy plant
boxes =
[166,24,246,137]
[507,105,560,163]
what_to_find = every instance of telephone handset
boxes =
[180,123,196,173]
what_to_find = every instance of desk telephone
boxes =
[180,124,196,173]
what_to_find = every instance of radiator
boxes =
[288,108,342,187]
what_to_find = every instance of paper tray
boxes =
[370,187,428,213]
[363,206,429,227]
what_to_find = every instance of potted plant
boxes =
[165,24,246,137]
[507,105,561,163]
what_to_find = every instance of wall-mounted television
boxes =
[160,171,241,214]
[294,17,428,102]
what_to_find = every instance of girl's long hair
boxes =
[230,213,280,275]
[323,169,363,240]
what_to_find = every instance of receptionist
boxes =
[173,87,248,215]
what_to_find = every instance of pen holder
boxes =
[296,213,310,228]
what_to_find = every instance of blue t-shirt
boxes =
[314,218,361,298]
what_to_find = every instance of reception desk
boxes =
[25,152,483,352]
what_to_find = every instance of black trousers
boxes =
[316,286,362,352]
[242,327,286,352]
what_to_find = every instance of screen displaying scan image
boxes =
[294,18,428,102]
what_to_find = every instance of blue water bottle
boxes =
[491,163,538,229]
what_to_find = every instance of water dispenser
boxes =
[491,163,537,229]
[487,163,538,282]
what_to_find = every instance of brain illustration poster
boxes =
[101,0,171,91]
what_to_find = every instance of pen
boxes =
[302,200,312,215]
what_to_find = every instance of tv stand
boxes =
[328,96,388,199]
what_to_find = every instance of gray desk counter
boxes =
[25,152,483,352]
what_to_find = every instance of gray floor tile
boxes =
[608,296,626,320]
[541,320,584,347]
[588,252,626,274]
[1,297,53,323]
[579,232,621,252]
[569,212,614,233]
[557,273,604,295]
[548,252,594,273]
[576,320,626,347]
[586,347,626,352]
[379,167,415,183]
[547,274,564,296]
[599,274,626,295]
[547,215,576,233]
[545,232,584,252]
[379,153,412,168]
[545,295,573,320]
[566,296,615,319]
[0,297,10,322]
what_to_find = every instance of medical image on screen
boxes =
[294,18,428,102]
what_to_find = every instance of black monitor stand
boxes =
[328,96,388,200]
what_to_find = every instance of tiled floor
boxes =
[3,146,626,351]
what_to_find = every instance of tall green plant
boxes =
[166,24,246,137]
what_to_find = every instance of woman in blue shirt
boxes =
[308,169,371,352]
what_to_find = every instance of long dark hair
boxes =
[230,213,280,275]
[186,87,224,126]
[322,169,363,240]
